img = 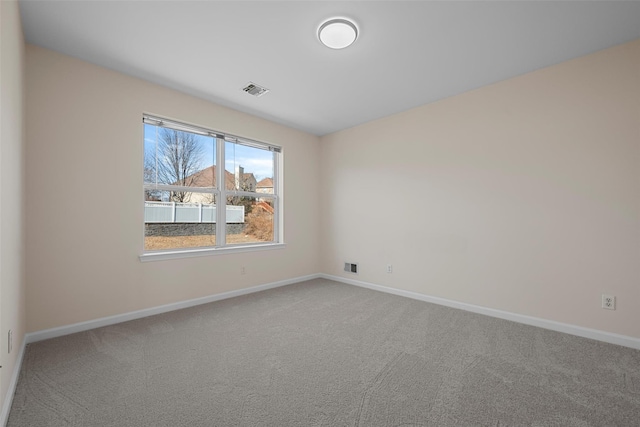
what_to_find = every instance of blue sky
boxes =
[144,124,274,181]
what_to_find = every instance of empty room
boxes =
[1,1,639,425]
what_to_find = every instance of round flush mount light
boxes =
[318,18,358,49]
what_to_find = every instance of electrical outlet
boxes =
[8,330,12,354]
[387,264,393,273]
[602,294,616,310]
[241,266,246,275]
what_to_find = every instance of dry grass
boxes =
[145,233,265,251]
[244,209,274,241]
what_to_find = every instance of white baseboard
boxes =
[1,338,27,427]
[321,273,640,351]
[26,273,321,344]
[23,272,640,349]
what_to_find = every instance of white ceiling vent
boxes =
[242,82,269,97]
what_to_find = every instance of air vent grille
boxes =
[242,82,269,97]
[344,262,358,274]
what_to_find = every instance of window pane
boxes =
[143,124,157,185]
[226,196,274,244]
[144,124,216,189]
[144,191,217,251]
[143,116,281,255]
[225,141,273,191]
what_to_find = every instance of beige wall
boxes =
[320,40,640,339]
[0,0,27,410]
[25,45,321,332]
[20,33,640,342]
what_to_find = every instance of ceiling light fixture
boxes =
[318,18,358,49]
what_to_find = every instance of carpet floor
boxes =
[7,278,640,426]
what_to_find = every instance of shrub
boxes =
[244,208,273,241]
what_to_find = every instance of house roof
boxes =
[186,166,256,190]
[257,178,273,188]
[187,166,235,190]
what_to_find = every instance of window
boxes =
[142,114,282,259]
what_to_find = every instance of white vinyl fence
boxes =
[145,201,244,223]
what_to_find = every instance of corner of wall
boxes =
[0,0,28,424]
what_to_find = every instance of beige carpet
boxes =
[8,278,640,426]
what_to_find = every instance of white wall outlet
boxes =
[602,294,616,310]
[387,264,393,273]
[8,330,12,354]
[241,266,246,275]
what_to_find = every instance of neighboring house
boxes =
[174,165,256,204]
[256,177,273,195]
[188,165,236,191]
[256,177,274,203]
[235,166,256,192]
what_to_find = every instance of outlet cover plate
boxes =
[602,294,616,310]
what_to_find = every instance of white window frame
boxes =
[140,114,284,262]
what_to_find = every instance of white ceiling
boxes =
[19,1,640,136]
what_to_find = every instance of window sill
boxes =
[139,243,286,262]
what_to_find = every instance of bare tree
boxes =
[156,129,204,202]
[143,156,162,201]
